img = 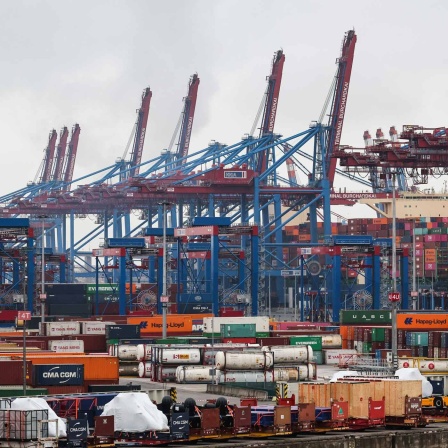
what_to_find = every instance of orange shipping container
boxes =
[425,249,437,257]
[397,313,448,330]
[425,255,437,263]
[9,354,118,380]
[127,315,193,334]
[339,325,348,340]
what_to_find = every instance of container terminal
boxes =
[0,29,448,447]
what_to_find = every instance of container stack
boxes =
[106,324,142,377]
[214,345,316,384]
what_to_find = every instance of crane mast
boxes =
[325,30,357,185]
[257,50,285,174]
[176,74,200,164]
[62,124,81,190]
[52,127,69,182]
[40,130,58,183]
[129,87,152,177]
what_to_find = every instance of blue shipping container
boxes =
[33,364,84,386]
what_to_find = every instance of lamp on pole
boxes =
[38,216,48,335]
[390,174,399,371]
[160,202,170,339]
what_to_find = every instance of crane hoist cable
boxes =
[168,112,183,153]
[121,121,138,161]
[318,67,338,124]
[250,86,269,137]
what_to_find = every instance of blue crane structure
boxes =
[0,30,417,321]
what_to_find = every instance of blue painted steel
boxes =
[374,238,392,247]
[192,217,231,227]
[106,237,145,248]
[145,228,174,236]
[0,218,29,228]
[333,235,374,245]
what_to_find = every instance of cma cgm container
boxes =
[21,354,118,381]
[202,317,269,337]
[32,364,84,387]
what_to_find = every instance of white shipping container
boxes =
[202,316,269,334]
[157,348,201,365]
[136,344,153,361]
[138,362,152,378]
[46,322,80,336]
[261,345,313,364]
[215,351,273,370]
[324,349,357,365]
[217,366,314,383]
[399,358,448,373]
[81,321,116,334]
[321,334,343,348]
[48,340,84,353]
[117,344,139,361]
[176,366,215,383]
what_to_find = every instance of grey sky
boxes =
[1,0,446,203]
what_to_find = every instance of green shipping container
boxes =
[362,342,372,354]
[340,310,391,324]
[313,351,323,365]
[0,387,48,397]
[220,323,256,338]
[155,338,189,344]
[289,336,323,351]
[371,328,385,342]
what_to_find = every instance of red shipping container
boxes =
[46,385,88,395]
[219,308,244,317]
[0,360,32,385]
[0,310,18,322]
[256,337,289,347]
[221,337,257,344]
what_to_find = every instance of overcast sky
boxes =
[1,0,446,219]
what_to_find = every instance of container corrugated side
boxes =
[17,354,119,381]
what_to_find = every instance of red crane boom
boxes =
[63,124,81,190]
[40,130,58,183]
[257,50,285,174]
[260,50,285,137]
[129,87,152,177]
[52,127,69,182]
[326,30,357,185]
[176,74,200,164]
